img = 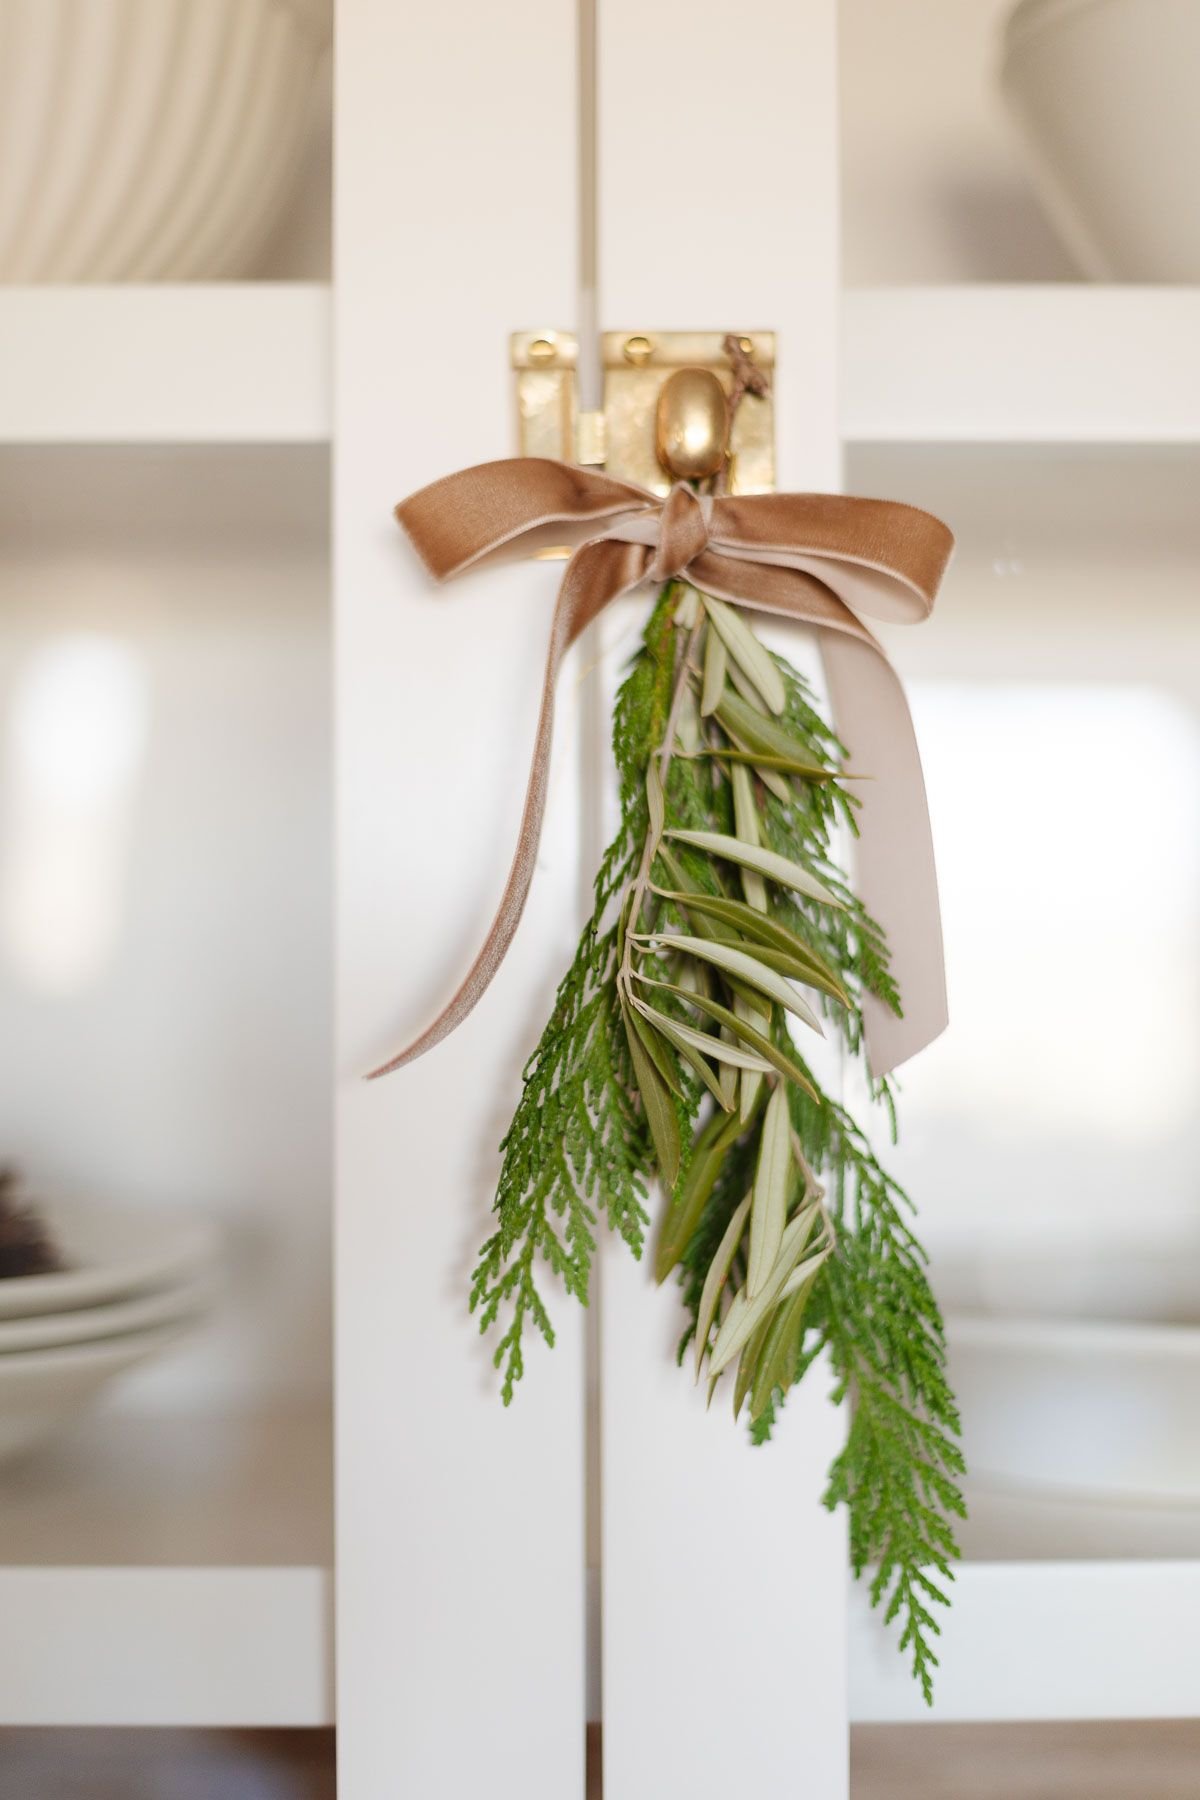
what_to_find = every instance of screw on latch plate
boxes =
[511,330,775,495]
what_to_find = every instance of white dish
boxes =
[0,0,331,280]
[1000,0,1200,279]
[940,1233,1200,1506]
[0,1273,212,1355]
[0,1321,198,1465]
[947,1309,1200,1505]
[0,1198,218,1322]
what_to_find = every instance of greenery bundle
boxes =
[469,578,965,1701]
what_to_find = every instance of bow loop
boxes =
[649,484,711,583]
[378,457,954,1082]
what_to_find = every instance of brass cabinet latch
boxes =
[511,330,775,496]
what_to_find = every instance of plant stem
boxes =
[619,600,706,998]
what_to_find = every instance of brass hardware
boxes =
[601,331,774,495]
[655,368,728,482]
[511,329,775,495]
[576,409,607,467]
[511,330,578,463]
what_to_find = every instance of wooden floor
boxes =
[0,1730,336,1800]
[852,1723,1200,1799]
[2,1721,1199,1795]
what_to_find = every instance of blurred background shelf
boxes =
[0,286,330,445]
[850,1484,1200,1726]
[0,1410,332,1727]
[2,284,1196,451]
[843,287,1200,444]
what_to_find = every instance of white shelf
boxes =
[850,1484,1200,1725]
[3,284,1199,451]
[843,286,1200,444]
[0,1411,332,1727]
[0,286,330,445]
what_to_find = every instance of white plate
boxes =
[0,1273,213,1355]
[938,1239,1200,1504]
[0,1198,218,1321]
[0,1320,199,1465]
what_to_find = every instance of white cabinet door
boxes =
[334,6,586,1798]
[595,7,847,1796]
[335,3,847,1795]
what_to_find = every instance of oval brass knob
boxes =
[655,367,728,482]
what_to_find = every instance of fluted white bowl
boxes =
[0,0,331,281]
[1000,0,1200,279]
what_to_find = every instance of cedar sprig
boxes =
[470,578,963,1698]
[470,588,699,1400]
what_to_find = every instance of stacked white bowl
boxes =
[0,1197,217,1465]
[0,0,332,280]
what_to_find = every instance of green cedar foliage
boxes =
[469,581,964,1698]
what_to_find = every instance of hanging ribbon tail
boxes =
[371,456,954,1081]
[821,634,948,1078]
[366,532,649,1078]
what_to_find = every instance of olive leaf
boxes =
[735,992,767,1122]
[716,688,832,768]
[778,1238,833,1300]
[672,1033,738,1111]
[747,1284,812,1422]
[634,933,825,1035]
[648,979,822,1102]
[624,996,684,1096]
[622,1005,681,1190]
[656,1104,753,1284]
[707,1199,822,1378]
[701,626,727,717]
[674,584,701,630]
[703,932,847,1000]
[666,828,844,909]
[632,994,774,1071]
[733,1317,771,1420]
[650,888,850,1003]
[693,1192,751,1377]
[702,594,786,714]
[730,759,768,912]
[748,1084,791,1297]
[692,746,847,780]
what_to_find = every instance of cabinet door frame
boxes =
[335,3,848,1794]
[334,5,587,1797]
[595,5,848,1795]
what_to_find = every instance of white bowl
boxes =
[948,1312,1200,1505]
[0,1197,217,1321]
[1000,0,1200,279]
[0,1272,212,1355]
[0,1321,197,1465]
[0,0,331,280]
[941,1241,1200,1504]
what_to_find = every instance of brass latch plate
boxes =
[512,329,775,495]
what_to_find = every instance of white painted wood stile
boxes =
[335,3,847,1794]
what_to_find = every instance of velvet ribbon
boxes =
[372,457,954,1080]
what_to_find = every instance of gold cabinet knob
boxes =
[655,367,728,482]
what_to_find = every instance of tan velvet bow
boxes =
[372,456,954,1081]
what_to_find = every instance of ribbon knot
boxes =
[376,457,955,1083]
[649,483,711,582]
